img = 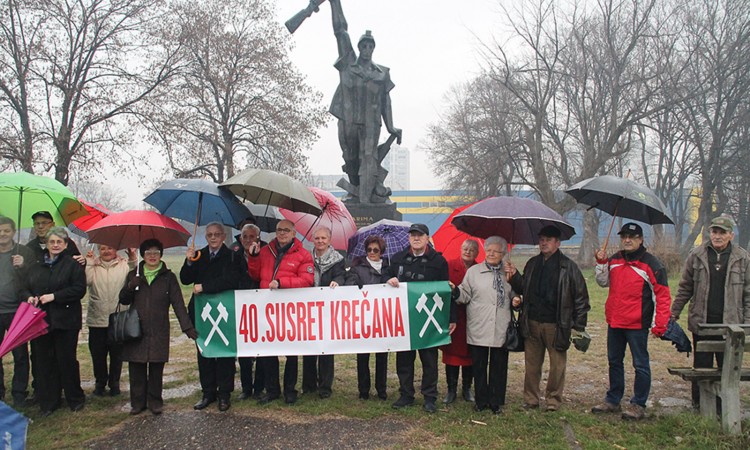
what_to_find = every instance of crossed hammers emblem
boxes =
[416,292,444,338]
[201,302,230,346]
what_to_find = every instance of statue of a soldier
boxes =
[286,0,402,204]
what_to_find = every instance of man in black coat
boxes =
[24,211,80,261]
[180,222,243,412]
[0,216,34,406]
[386,223,453,413]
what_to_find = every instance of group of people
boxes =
[1,209,748,421]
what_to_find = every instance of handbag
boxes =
[108,304,141,343]
[504,310,524,352]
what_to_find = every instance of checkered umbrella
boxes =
[347,219,412,262]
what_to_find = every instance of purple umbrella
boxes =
[451,196,575,244]
[347,219,412,262]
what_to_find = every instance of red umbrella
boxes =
[86,210,190,250]
[432,202,486,262]
[280,187,356,251]
[69,200,113,236]
[0,303,48,358]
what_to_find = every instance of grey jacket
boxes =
[455,264,516,348]
[671,242,750,334]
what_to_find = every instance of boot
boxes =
[462,385,474,402]
[443,365,459,404]
[462,365,474,402]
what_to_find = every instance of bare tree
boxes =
[141,0,327,183]
[424,76,523,200]
[68,179,129,212]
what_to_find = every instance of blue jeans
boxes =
[605,327,650,407]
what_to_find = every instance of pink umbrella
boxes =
[86,210,191,250]
[0,303,48,358]
[432,202,486,262]
[280,187,356,251]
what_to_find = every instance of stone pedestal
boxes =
[345,202,402,228]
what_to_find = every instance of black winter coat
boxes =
[345,257,389,287]
[180,244,242,321]
[509,251,590,351]
[120,262,193,363]
[21,253,86,330]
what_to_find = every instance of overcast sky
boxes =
[274,0,506,190]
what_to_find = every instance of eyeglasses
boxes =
[143,250,161,256]
[276,228,293,234]
[206,232,224,238]
[366,247,381,254]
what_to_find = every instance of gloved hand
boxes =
[185,328,198,340]
[571,329,591,352]
[651,324,667,337]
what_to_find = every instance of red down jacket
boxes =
[247,237,314,289]
[596,245,671,335]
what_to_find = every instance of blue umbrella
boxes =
[0,401,28,450]
[144,179,252,259]
[347,219,412,262]
[144,179,251,228]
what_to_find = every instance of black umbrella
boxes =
[451,196,575,244]
[565,174,673,250]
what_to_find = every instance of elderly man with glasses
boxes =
[181,222,244,412]
[247,219,314,405]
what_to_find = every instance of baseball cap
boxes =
[709,216,734,232]
[31,211,53,221]
[617,222,643,237]
[408,223,429,235]
[538,225,561,238]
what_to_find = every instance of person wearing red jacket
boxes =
[247,219,314,405]
[591,223,671,421]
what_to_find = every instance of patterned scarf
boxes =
[486,262,506,308]
[314,246,343,286]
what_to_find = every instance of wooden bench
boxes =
[668,323,750,435]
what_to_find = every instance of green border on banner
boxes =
[195,291,237,357]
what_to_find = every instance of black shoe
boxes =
[193,397,215,410]
[359,392,370,400]
[284,393,297,404]
[92,386,106,397]
[474,404,487,412]
[238,391,252,401]
[391,396,414,409]
[442,390,457,404]
[319,391,331,399]
[150,407,163,415]
[462,386,475,402]
[423,400,437,413]
[130,406,147,415]
[109,388,121,397]
[40,409,55,417]
[492,406,504,415]
[26,393,38,405]
[377,392,388,401]
[252,391,263,400]
[257,394,279,405]
[70,402,85,412]
[218,399,230,411]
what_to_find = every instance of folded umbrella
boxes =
[0,303,48,359]
[661,318,692,355]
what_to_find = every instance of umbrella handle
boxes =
[602,202,620,253]
[188,195,202,262]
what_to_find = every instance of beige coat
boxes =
[455,263,516,348]
[85,256,135,327]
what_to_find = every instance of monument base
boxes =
[345,202,403,229]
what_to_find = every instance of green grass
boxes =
[3,261,749,449]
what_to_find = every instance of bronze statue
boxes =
[286,0,402,204]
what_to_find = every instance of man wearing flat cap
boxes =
[671,215,750,408]
[591,222,672,420]
[386,223,453,413]
[507,225,590,412]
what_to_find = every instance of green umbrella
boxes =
[0,172,88,233]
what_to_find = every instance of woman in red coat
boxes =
[441,239,480,403]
